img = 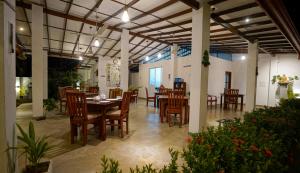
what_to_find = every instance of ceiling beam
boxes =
[16,1,170,45]
[135,44,163,62]
[130,38,146,53]
[44,0,50,51]
[211,12,266,26]
[140,45,169,64]
[211,20,272,33]
[138,19,192,34]
[178,0,199,10]
[130,41,155,59]
[130,9,192,30]
[256,0,300,57]
[208,0,227,6]
[60,0,73,55]
[211,13,254,42]
[20,0,31,34]
[214,2,258,16]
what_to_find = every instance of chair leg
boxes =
[120,121,124,138]
[179,114,182,128]
[60,101,62,112]
[82,123,87,145]
[111,120,115,131]
[126,118,129,134]
[146,99,148,106]
[70,124,75,144]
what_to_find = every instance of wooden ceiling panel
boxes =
[66,19,83,32]
[69,5,90,17]
[98,0,123,16]
[46,0,67,13]
[151,2,189,18]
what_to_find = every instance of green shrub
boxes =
[100,99,300,173]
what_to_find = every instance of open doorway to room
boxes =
[225,71,232,90]
[149,67,162,95]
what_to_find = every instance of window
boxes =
[149,67,162,88]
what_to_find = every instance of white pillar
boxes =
[245,41,258,112]
[32,4,44,117]
[171,44,178,87]
[120,29,129,91]
[0,1,16,172]
[97,56,105,95]
[189,1,210,133]
[43,50,48,99]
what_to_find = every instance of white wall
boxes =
[137,55,234,100]
[133,53,300,106]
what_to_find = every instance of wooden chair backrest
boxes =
[109,88,123,98]
[173,88,185,96]
[88,86,99,93]
[159,88,172,95]
[167,91,184,110]
[120,92,131,117]
[225,89,239,103]
[145,87,150,98]
[58,86,74,99]
[66,92,87,121]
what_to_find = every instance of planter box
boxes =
[24,160,52,173]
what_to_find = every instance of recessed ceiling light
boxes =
[245,18,250,23]
[241,56,246,60]
[79,55,83,61]
[145,56,149,61]
[19,27,24,31]
[94,39,100,47]
[158,53,162,58]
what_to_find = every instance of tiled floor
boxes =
[16,99,243,173]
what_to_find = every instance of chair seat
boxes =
[167,108,182,114]
[107,110,121,116]
[87,113,99,120]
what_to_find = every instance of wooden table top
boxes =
[158,95,189,100]
[86,98,122,105]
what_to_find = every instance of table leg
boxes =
[220,95,223,109]
[240,96,244,111]
[184,102,188,124]
[100,109,107,141]
[159,99,163,123]
[154,94,157,108]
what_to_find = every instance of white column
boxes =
[97,56,105,95]
[32,4,44,118]
[245,41,258,112]
[120,29,129,91]
[171,44,178,87]
[43,50,48,99]
[0,1,16,172]
[189,1,210,133]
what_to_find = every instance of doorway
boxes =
[225,71,232,89]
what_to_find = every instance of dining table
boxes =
[158,95,189,124]
[86,98,122,140]
[154,92,165,108]
[220,93,244,111]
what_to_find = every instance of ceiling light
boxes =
[245,18,250,23]
[158,53,162,58]
[122,9,130,23]
[94,39,100,47]
[19,27,24,31]
[79,55,83,61]
[145,56,149,61]
[241,56,246,60]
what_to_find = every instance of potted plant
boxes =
[272,74,299,101]
[19,86,27,100]
[43,98,57,118]
[9,121,53,173]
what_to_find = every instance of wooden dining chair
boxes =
[207,95,217,109]
[224,89,239,111]
[105,92,131,138]
[58,86,73,113]
[173,89,185,96]
[145,87,155,106]
[66,92,100,145]
[115,88,123,98]
[88,86,99,94]
[166,91,184,127]
[130,89,139,103]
